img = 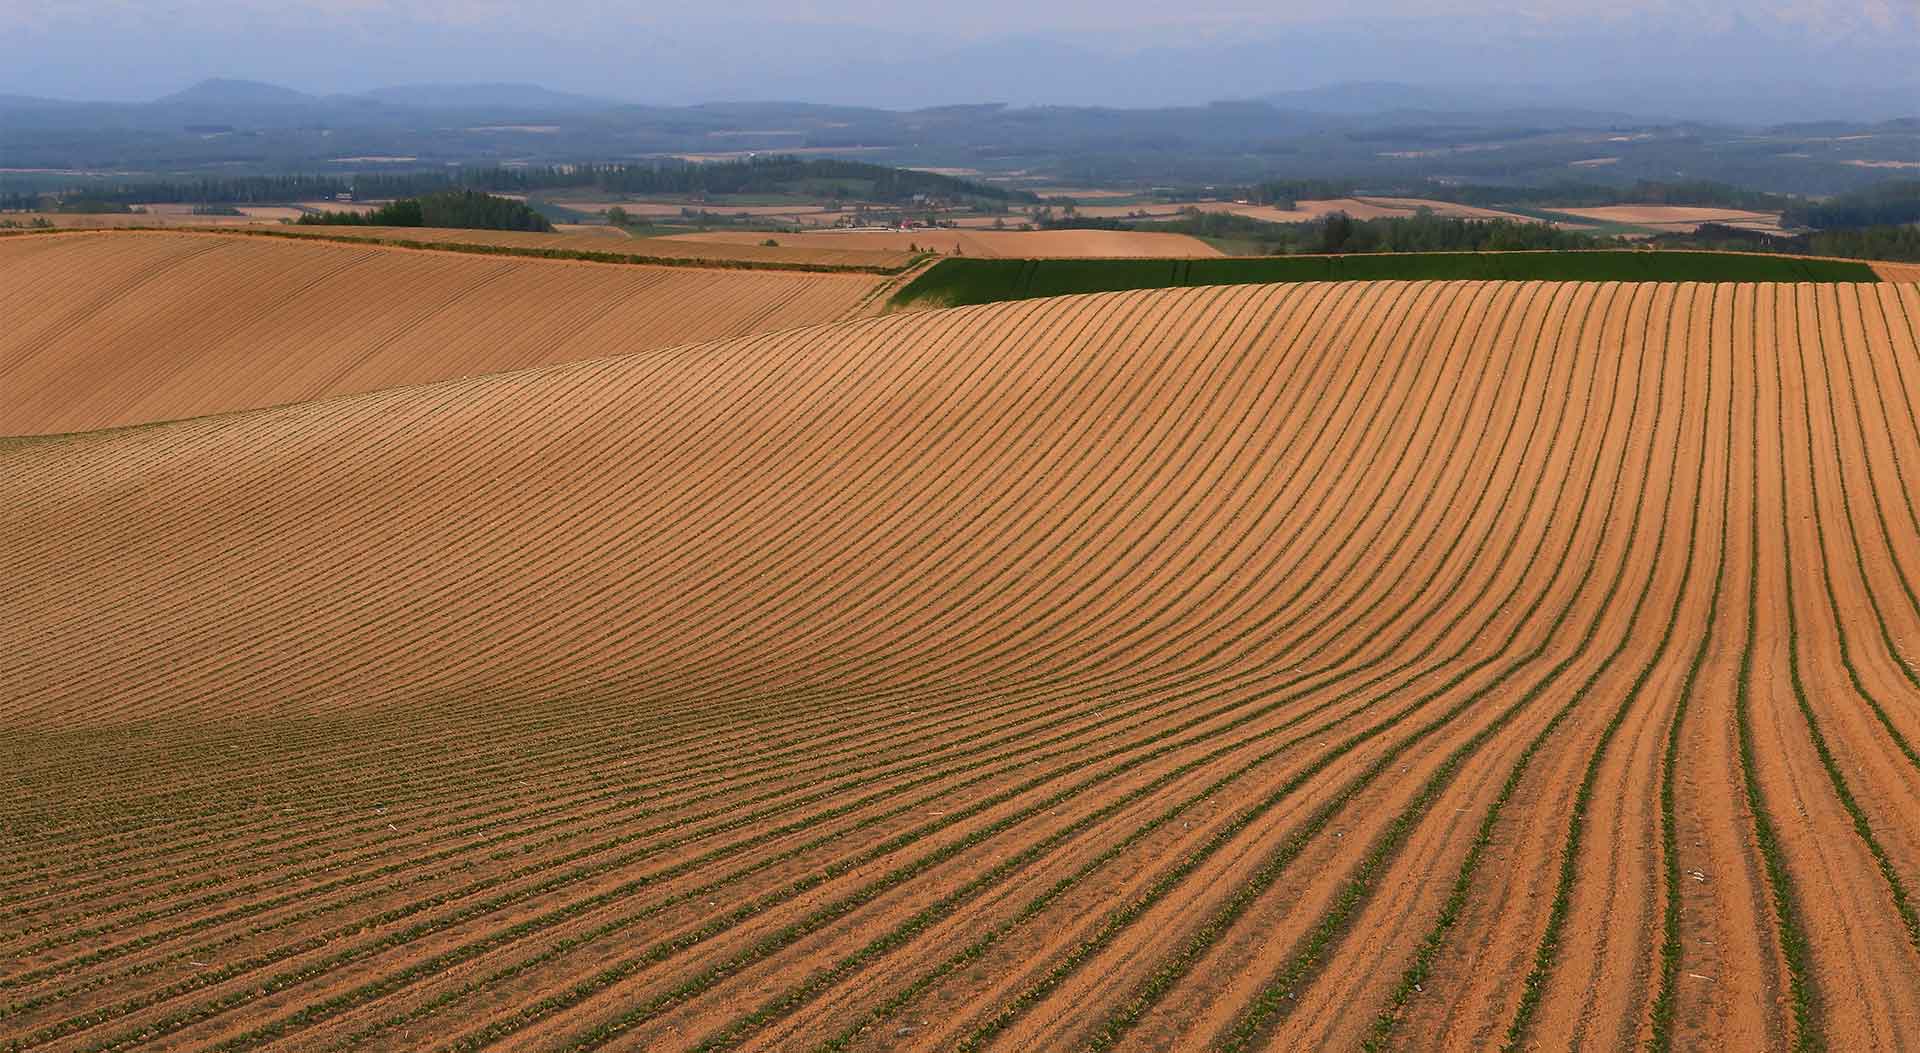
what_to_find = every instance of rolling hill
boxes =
[271,225,920,271]
[0,230,894,435]
[6,277,1920,1050]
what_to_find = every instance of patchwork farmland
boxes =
[7,273,1920,1053]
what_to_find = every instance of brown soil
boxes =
[0,230,888,435]
[660,227,1224,259]
[6,278,1920,1053]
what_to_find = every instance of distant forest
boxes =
[1052,196,1920,263]
[1047,210,1616,255]
[1649,222,1920,262]
[1782,180,1920,229]
[3,157,1034,212]
[298,190,552,232]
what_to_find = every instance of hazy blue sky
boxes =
[4,2,1917,113]
[7,1,1915,34]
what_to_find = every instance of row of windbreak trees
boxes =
[7,157,1035,211]
[1046,210,1622,255]
[1781,180,1920,229]
[297,190,554,232]
[1647,222,1920,263]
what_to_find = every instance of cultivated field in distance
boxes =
[662,227,1226,259]
[8,278,1920,1051]
[0,230,894,434]
[1547,205,1787,235]
[271,225,921,271]
[1041,198,1549,225]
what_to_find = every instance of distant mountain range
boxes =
[3,76,1914,199]
[143,78,618,112]
[0,77,1658,128]
[6,9,1920,123]
[1,69,1912,133]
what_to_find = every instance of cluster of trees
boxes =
[1811,224,1920,261]
[1313,213,1611,253]
[1782,180,1920,230]
[52,198,134,214]
[298,190,553,232]
[1045,208,1615,255]
[5,157,1030,212]
[1652,222,1920,262]
[12,173,473,208]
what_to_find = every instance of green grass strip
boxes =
[890,252,1881,309]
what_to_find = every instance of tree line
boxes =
[1651,222,1920,263]
[297,190,553,232]
[1,157,1034,212]
[1781,180,1920,230]
[1046,208,1617,255]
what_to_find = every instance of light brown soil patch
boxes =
[661,227,1222,258]
[1553,206,1786,234]
[0,230,888,434]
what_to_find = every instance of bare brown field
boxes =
[6,277,1920,1051]
[0,230,891,434]
[272,224,918,269]
[296,200,381,214]
[1552,206,1787,234]
[1211,198,1411,222]
[1064,197,1545,226]
[554,202,843,221]
[1871,261,1920,283]
[1351,196,1545,222]
[233,206,308,222]
[552,223,633,238]
[1022,186,1141,199]
[2,211,269,229]
[664,227,1224,258]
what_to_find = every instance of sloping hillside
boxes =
[274,225,919,270]
[0,230,890,434]
[1873,260,1920,282]
[7,280,1920,1051]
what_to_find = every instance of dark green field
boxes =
[890,250,1881,308]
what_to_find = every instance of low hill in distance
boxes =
[357,82,615,111]
[154,77,317,107]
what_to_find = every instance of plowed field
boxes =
[662,228,1223,259]
[0,230,892,435]
[272,226,917,270]
[6,278,1920,1051]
